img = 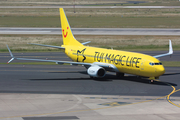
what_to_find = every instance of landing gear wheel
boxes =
[116,72,124,78]
[151,79,154,83]
[149,79,154,84]
[149,77,155,84]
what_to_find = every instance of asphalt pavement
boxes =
[0,51,180,120]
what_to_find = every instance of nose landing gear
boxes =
[149,77,155,83]
[149,77,159,83]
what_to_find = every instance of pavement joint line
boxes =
[0,79,179,119]
[85,97,173,101]
[0,93,169,119]
[0,96,167,119]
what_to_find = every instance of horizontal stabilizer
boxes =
[29,43,65,49]
[6,45,15,63]
[81,41,91,45]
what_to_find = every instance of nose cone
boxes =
[155,66,165,76]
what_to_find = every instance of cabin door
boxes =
[140,59,145,70]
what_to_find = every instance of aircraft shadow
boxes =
[49,71,86,74]
[29,72,177,86]
[29,77,92,81]
[118,76,177,86]
[162,72,180,76]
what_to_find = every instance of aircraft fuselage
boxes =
[64,45,165,78]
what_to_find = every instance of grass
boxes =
[0,16,180,28]
[1,0,180,6]
[68,16,180,28]
[1,8,180,28]
[0,8,180,51]
[162,61,180,67]
[2,8,180,17]
[1,35,180,52]
[0,16,60,27]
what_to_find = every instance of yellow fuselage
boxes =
[63,45,165,78]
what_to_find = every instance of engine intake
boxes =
[87,66,106,78]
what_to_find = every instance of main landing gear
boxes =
[116,72,124,78]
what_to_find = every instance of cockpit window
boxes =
[155,63,162,65]
[149,62,162,66]
[149,62,154,66]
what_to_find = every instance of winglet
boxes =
[169,40,173,54]
[6,45,15,63]
[153,40,173,58]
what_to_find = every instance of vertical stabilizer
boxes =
[59,8,83,46]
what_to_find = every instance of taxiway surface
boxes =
[0,51,180,95]
[0,52,180,120]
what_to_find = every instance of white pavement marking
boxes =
[0,31,50,33]
[1,118,23,120]
[1,27,180,35]
[40,95,82,117]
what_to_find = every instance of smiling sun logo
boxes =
[62,27,69,38]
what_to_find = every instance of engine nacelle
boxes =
[87,66,106,78]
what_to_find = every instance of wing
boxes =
[153,40,173,58]
[6,45,90,66]
[6,45,119,72]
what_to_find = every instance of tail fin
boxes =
[59,8,83,46]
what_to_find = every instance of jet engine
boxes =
[87,65,106,78]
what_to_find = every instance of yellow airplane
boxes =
[7,8,173,82]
